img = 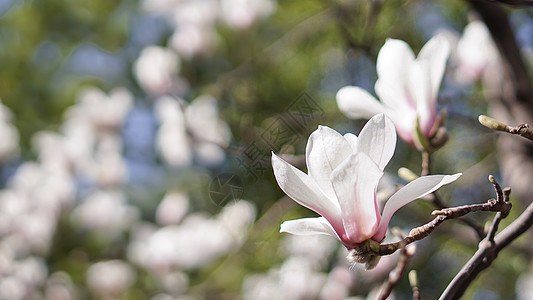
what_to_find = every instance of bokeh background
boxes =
[1,0,533,299]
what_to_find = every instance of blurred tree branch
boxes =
[439,1,533,298]
[482,0,533,6]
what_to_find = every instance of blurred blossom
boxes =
[142,0,276,57]
[0,100,19,161]
[516,270,533,300]
[155,96,192,166]
[134,46,182,95]
[169,25,218,59]
[75,87,133,132]
[156,190,190,226]
[45,272,76,300]
[220,0,276,29]
[87,260,136,298]
[155,95,231,167]
[319,266,355,300]
[337,35,450,149]
[34,120,95,173]
[70,190,140,237]
[455,20,501,85]
[83,135,128,186]
[157,271,189,294]
[128,200,255,271]
[185,95,231,165]
[281,235,338,267]
[171,0,219,27]
[0,256,48,300]
[243,256,327,300]
[1,162,75,253]
[35,86,132,185]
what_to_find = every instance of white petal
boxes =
[354,114,396,171]
[280,217,339,239]
[331,153,383,244]
[374,173,462,241]
[409,60,435,135]
[375,78,416,113]
[415,35,449,135]
[418,33,450,102]
[344,133,358,152]
[272,153,341,224]
[306,126,352,199]
[377,39,415,82]
[336,86,386,119]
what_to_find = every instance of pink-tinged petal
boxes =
[377,39,415,82]
[374,173,462,241]
[408,61,435,136]
[306,126,353,199]
[354,114,396,171]
[280,217,340,240]
[336,86,386,119]
[344,133,358,152]
[331,153,383,244]
[272,153,341,224]
[375,78,416,114]
[418,33,450,102]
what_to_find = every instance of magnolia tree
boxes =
[1,0,533,299]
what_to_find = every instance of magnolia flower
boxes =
[456,20,500,84]
[336,35,450,148]
[272,114,460,250]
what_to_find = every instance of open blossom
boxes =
[456,20,500,84]
[336,35,450,148]
[272,114,460,249]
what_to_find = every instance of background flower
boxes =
[336,35,450,148]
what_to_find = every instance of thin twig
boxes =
[421,151,430,177]
[377,244,416,300]
[375,177,511,256]
[422,152,485,238]
[409,270,421,300]
[439,186,512,299]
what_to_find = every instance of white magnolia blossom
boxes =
[70,190,140,237]
[337,35,450,147]
[87,260,136,297]
[142,0,276,57]
[456,20,500,84]
[75,86,133,132]
[156,190,190,226]
[128,200,255,271]
[220,0,276,29]
[134,46,181,95]
[272,114,461,249]
[155,95,231,167]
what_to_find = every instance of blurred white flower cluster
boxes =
[241,233,401,300]
[134,0,276,96]
[155,95,231,167]
[129,193,255,297]
[142,0,277,58]
[0,77,250,299]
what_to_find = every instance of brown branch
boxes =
[439,186,512,300]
